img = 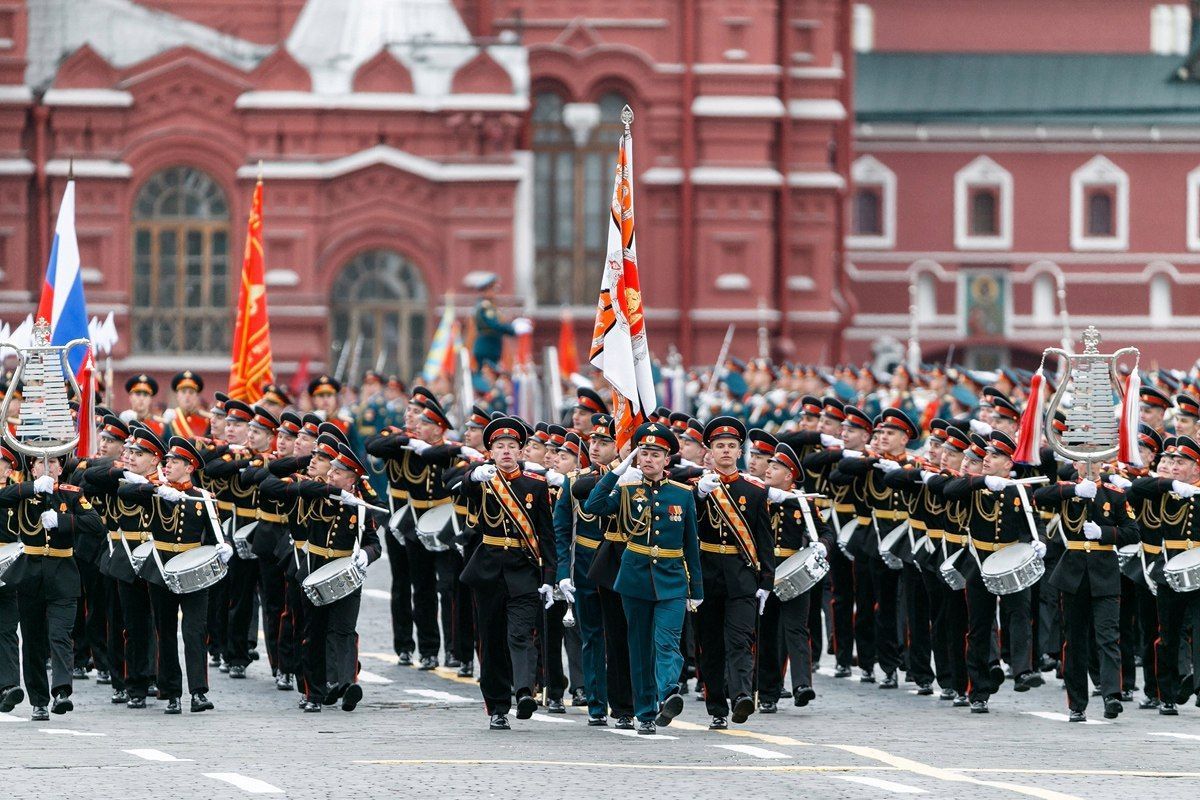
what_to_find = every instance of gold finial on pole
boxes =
[621,104,634,132]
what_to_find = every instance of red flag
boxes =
[289,356,311,401]
[228,178,273,402]
[558,309,579,376]
[75,348,95,458]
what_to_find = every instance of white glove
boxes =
[920,470,938,484]
[1032,540,1047,559]
[512,317,533,335]
[537,583,554,609]
[39,510,58,530]
[813,541,828,557]
[1107,474,1131,490]
[686,598,703,612]
[353,550,369,570]
[842,450,863,460]
[1082,521,1102,541]
[1172,480,1199,499]
[407,439,431,455]
[618,467,643,486]
[216,542,233,564]
[33,475,55,494]
[1075,480,1098,499]
[874,459,901,474]
[557,578,576,604]
[155,485,186,503]
[459,446,483,461]
[545,469,565,488]
[984,475,1009,491]
[471,464,498,483]
[969,419,993,437]
[755,588,770,615]
[123,471,149,485]
[612,448,640,476]
[767,487,791,503]
[820,434,843,448]
[338,489,358,505]
[524,461,547,473]
[697,472,721,498]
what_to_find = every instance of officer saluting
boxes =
[585,423,703,735]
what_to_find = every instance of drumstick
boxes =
[335,495,390,515]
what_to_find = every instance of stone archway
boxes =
[329,250,428,382]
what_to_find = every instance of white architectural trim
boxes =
[1187,164,1200,251]
[234,91,529,113]
[691,167,782,187]
[954,155,1013,251]
[853,4,875,53]
[0,158,34,176]
[512,150,535,310]
[847,155,896,249]
[787,99,846,120]
[264,269,300,287]
[714,273,751,291]
[641,167,685,186]
[239,145,524,183]
[692,95,785,118]
[43,88,134,107]
[1070,155,1129,252]
[788,171,845,189]
[47,159,131,178]
[0,86,32,104]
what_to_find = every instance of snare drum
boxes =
[980,543,1044,596]
[836,518,858,560]
[388,504,409,537]
[773,545,829,602]
[302,556,367,606]
[879,524,910,570]
[129,541,154,574]
[1163,548,1200,593]
[233,522,258,560]
[415,504,455,553]
[939,549,969,590]
[162,545,227,594]
[0,541,20,586]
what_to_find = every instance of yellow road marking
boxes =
[353,759,891,772]
[358,652,478,686]
[667,719,810,746]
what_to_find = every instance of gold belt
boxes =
[626,542,683,559]
[24,545,73,558]
[234,507,257,519]
[942,532,965,544]
[775,547,799,558]
[909,519,927,531]
[1065,541,1114,552]
[113,531,149,542]
[388,487,409,500]
[576,535,601,550]
[408,497,451,510]
[306,544,353,558]
[1163,539,1200,551]
[603,532,626,543]
[873,510,908,521]
[257,511,287,524]
[813,498,831,509]
[700,541,741,556]
[481,534,522,550]
[971,539,1015,553]
[154,541,201,553]
[1142,543,1163,555]
[216,501,234,512]
[925,529,945,540]
[834,503,856,514]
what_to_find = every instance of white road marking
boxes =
[528,713,577,724]
[1149,731,1200,741]
[0,713,26,722]
[40,728,105,736]
[125,748,192,762]
[816,666,839,678]
[204,773,284,794]
[403,689,475,704]
[363,588,391,600]
[606,728,678,740]
[1022,711,1111,726]
[356,669,392,685]
[713,744,790,759]
[835,775,927,794]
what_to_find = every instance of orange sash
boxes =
[710,484,760,570]
[489,475,542,566]
[172,408,195,440]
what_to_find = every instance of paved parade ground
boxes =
[1,555,1196,800]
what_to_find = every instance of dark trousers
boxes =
[540,599,570,700]
[574,585,608,716]
[943,586,970,695]
[149,583,209,698]
[116,578,156,699]
[451,571,475,663]
[302,590,362,698]
[384,533,415,655]
[433,548,462,660]
[696,592,756,716]
[206,570,227,658]
[597,584,634,717]
[222,554,257,667]
[1137,582,1159,699]
[0,584,19,690]
[565,619,584,692]
[404,538,442,658]
[903,562,935,685]
[869,557,903,673]
[1061,580,1120,712]
[921,564,953,689]
[282,571,306,689]
[1037,551,1063,659]
[258,555,288,674]
[623,595,685,722]
[828,526,856,669]
[1117,576,1139,692]
[103,575,127,691]
[1154,585,1200,702]
[852,559,876,670]
[72,558,108,672]
[966,577,1031,701]
[473,583,538,716]
[759,588,817,700]
[17,587,76,707]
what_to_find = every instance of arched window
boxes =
[852,188,882,236]
[532,90,629,306]
[1032,273,1057,324]
[915,272,936,322]
[1150,273,1172,325]
[132,166,230,353]
[969,189,998,236]
[329,250,428,381]
[1086,191,1114,236]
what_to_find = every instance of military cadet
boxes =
[309,376,350,435]
[1140,385,1174,438]
[352,371,394,500]
[68,427,109,682]
[0,454,105,720]
[122,374,164,436]
[165,371,210,440]
[942,431,1045,714]
[585,423,703,735]
[692,416,775,728]
[470,273,530,371]
[458,417,556,730]
[119,437,229,714]
[746,429,777,480]
[0,445,22,713]
[1034,465,1138,721]
[258,383,293,419]
[571,388,609,434]
[1174,394,1199,439]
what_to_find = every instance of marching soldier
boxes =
[471,273,530,371]
[309,376,350,435]
[692,416,774,728]
[165,371,210,440]
[122,374,165,436]
[584,423,702,735]
[458,417,556,730]
[0,445,21,713]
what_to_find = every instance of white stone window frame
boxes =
[1070,155,1128,252]
[847,155,895,249]
[954,156,1013,251]
[1185,165,1200,251]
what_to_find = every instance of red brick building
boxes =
[0,0,854,391]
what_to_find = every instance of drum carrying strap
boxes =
[710,484,759,570]
[489,475,542,566]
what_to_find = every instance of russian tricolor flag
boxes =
[35,179,94,455]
